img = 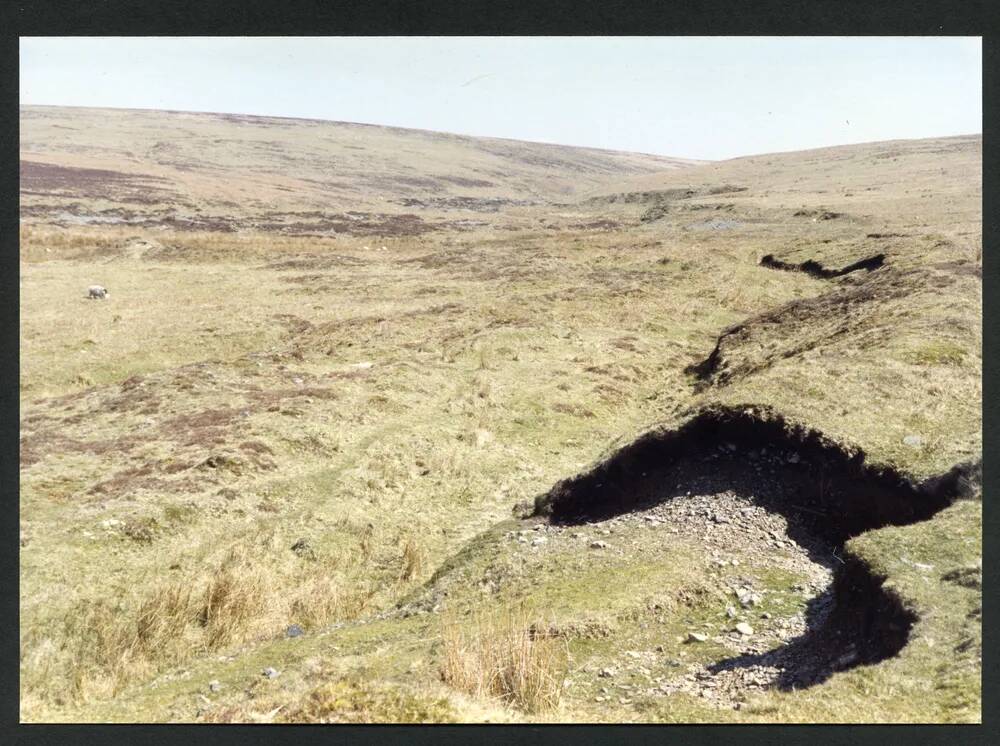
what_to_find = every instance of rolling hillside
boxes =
[20,105,700,235]
[18,107,981,724]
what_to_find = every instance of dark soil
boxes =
[759,252,885,279]
[19,160,178,205]
[685,265,949,388]
[533,404,979,700]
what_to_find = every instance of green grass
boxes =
[19,124,981,723]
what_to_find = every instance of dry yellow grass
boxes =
[21,530,375,707]
[440,605,568,714]
[399,536,426,582]
[18,106,980,723]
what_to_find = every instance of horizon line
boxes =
[19,102,983,164]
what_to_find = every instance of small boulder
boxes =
[262,667,280,679]
[286,624,304,638]
[590,540,609,549]
[686,632,708,643]
[738,591,761,608]
[290,538,315,559]
[735,623,754,637]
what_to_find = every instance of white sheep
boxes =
[87,285,110,300]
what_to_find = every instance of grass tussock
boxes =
[439,605,568,714]
[201,678,458,724]
[909,340,968,367]
[278,679,458,724]
[21,536,373,706]
[399,536,426,582]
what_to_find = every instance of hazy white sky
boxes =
[20,37,981,160]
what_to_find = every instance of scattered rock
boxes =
[208,680,222,693]
[201,453,242,471]
[508,466,845,709]
[737,591,761,608]
[290,538,315,559]
[531,536,548,547]
[262,667,279,679]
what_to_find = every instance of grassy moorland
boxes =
[19,106,980,723]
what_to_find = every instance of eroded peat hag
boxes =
[684,261,974,389]
[532,405,979,702]
[759,252,885,279]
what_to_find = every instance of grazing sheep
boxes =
[87,285,109,300]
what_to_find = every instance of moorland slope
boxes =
[19,107,981,723]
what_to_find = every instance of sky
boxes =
[20,37,982,161]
